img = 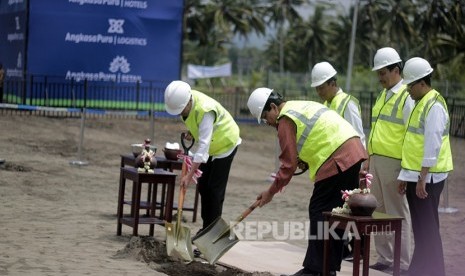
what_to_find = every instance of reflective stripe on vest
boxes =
[184,90,240,156]
[368,86,409,158]
[287,107,329,152]
[279,101,359,181]
[401,90,453,173]
[324,92,360,117]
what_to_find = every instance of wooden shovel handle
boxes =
[176,161,188,225]
[235,200,261,223]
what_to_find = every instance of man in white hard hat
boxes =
[311,61,365,147]
[397,57,452,276]
[247,88,367,276]
[366,47,414,273]
[311,61,367,261]
[164,80,242,242]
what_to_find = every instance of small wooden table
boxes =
[120,154,199,222]
[117,167,176,236]
[322,211,403,276]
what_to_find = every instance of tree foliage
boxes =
[183,0,465,85]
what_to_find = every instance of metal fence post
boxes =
[149,82,155,142]
[69,106,89,166]
[438,179,458,213]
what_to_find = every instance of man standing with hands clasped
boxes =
[398,57,453,276]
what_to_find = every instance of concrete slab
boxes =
[218,241,390,276]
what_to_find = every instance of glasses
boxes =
[407,80,421,89]
[260,111,268,124]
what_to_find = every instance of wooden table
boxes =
[322,211,403,276]
[116,167,176,236]
[120,154,199,222]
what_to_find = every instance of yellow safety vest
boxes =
[401,90,453,172]
[279,101,359,181]
[324,91,361,117]
[367,85,410,159]
[184,90,240,156]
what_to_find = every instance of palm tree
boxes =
[183,0,266,66]
[264,0,309,74]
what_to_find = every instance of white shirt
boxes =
[337,89,366,148]
[397,100,449,184]
[193,111,242,163]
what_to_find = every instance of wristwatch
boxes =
[418,175,424,182]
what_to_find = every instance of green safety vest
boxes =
[401,90,453,172]
[367,85,410,159]
[279,101,359,181]
[324,91,361,117]
[184,90,240,156]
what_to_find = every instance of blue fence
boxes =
[1,75,464,138]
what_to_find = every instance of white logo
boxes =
[17,52,22,68]
[108,19,124,34]
[109,56,130,73]
[15,16,20,30]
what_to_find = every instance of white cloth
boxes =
[187,63,231,79]
[342,93,366,148]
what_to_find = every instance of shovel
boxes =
[192,199,261,264]
[165,133,195,262]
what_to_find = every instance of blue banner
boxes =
[0,0,27,79]
[26,0,184,83]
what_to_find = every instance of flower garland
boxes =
[332,173,373,214]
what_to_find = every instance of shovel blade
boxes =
[166,222,194,262]
[192,217,239,265]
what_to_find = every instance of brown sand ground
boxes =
[0,114,463,275]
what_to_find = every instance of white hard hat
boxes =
[310,62,337,87]
[247,87,273,123]
[403,57,433,85]
[372,47,402,71]
[164,80,191,115]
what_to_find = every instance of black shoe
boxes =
[369,262,391,272]
[280,268,335,276]
[343,253,354,262]
[193,248,201,257]
[192,228,204,241]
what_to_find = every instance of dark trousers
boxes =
[198,147,238,229]
[406,179,445,276]
[303,161,362,272]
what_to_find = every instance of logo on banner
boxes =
[108,19,124,34]
[64,18,147,46]
[17,52,22,68]
[68,0,148,9]
[109,56,130,73]
[65,56,142,83]
[6,52,23,78]
[7,16,25,42]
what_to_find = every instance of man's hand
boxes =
[398,181,407,195]
[180,174,192,189]
[256,190,274,207]
[416,177,428,199]
[183,131,193,141]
